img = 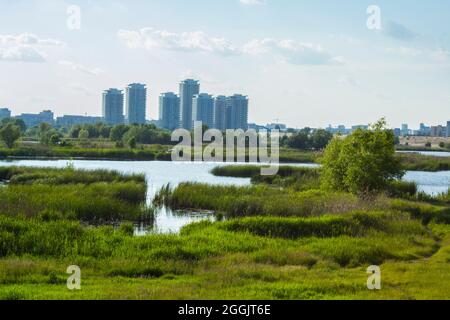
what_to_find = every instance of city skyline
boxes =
[0,0,449,128]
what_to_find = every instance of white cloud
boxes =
[243,38,343,65]
[58,60,103,76]
[0,33,64,63]
[117,28,238,56]
[240,0,265,5]
[117,28,343,66]
[0,46,46,62]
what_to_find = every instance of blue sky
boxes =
[0,0,449,128]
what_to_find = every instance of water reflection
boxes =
[134,206,216,235]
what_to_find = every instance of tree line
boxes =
[0,119,173,149]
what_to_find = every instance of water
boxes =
[403,171,450,196]
[0,159,448,232]
[398,151,450,158]
[0,160,252,233]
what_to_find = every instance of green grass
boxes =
[396,153,450,171]
[159,183,392,217]
[0,215,448,300]
[0,166,145,185]
[0,145,172,161]
[0,163,449,300]
[0,166,150,222]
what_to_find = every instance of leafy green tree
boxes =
[321,119,404,196]
[38,122,51,145]
[49,134,61,145]
[69,125,82,138]
[1,118,27,132]
[78,129,89,140]
[110,125,130,142]
[311,129,333,150]
[0,124,21,148]
[127,136,137,149]
[287,131,310,149]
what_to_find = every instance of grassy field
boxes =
[0,165,449,300]
[396,153,450,171]
[0,166,150,222]
[0,216,448,300]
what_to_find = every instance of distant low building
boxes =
[56,115,103,127]
[0,108,11,120]
[266,123,287,131]
[351,125,369,133]
[419,123,431,136]
[248,123,267,132]
[16,110,54,128]
[431,125,445,137]
[326,125,350,135]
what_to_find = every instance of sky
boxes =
[0,0,449,129]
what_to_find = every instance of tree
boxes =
[0,124,21,148]
[287,131,310,149]
[78,129,89,140]
[38,122,51,145]
[49,134,61,145]
[127,136,137,149]
[310,129,333,150]
[110,125,129,142]
[1,118,26,132]
[321,118,404,196]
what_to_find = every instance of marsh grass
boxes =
[396,153,450,171]
[0,166,145,185]
[0,166,150,222]
[161,183,391,217]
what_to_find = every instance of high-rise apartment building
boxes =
[430,125,445,137]
[0,108,11,120]
[192,93,214,129]
[226,94,249,130]
[213,96,227,131]
[401,124,409,136]
[447,121,450,138]
[159,92,180,130]
[179,79,200,130]
[102,88,124,125]
[126,83,147,125]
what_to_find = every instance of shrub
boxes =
[321,119,404,196]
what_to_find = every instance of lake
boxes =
[0,159,449,233]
